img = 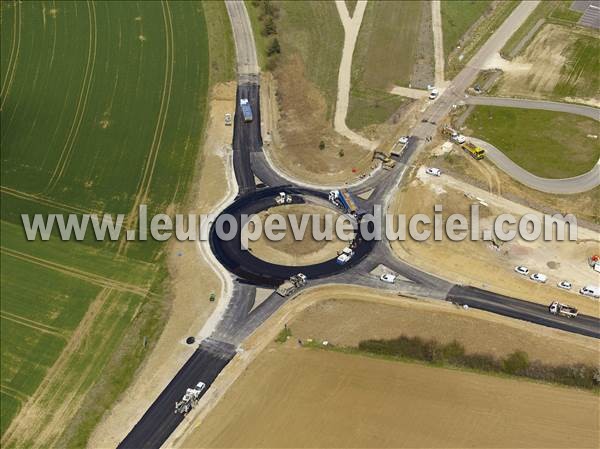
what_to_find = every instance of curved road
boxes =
[463,96,600,194]
[118,2,599,448]
[471,137,600,194]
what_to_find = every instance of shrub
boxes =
[502,351,530,375]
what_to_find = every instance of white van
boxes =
[579,285,600,299]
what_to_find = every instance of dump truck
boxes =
[240,98,253,122]
[461,141,485,160]
[336,247,354,265]
[276,273,307,297]
[329,189,358,214]
[548,301,578,318]
[175,382,206,415]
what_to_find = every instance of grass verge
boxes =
[464,106,600,178]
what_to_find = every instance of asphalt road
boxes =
[464,96,600,120]
[471,137,600,194]
[117,339,236,449]
[118,2,600,447]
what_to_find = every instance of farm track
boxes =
[46,1,97,192]
[118,0,175,256]
[1,288,115,448]
[0,310,69,339]
[0,247,149,297]
[0,0,21,110]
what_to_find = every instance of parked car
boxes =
[398,136,409,145]
[224,113,232,125]
[557,280,572,290]
[380,273,397,284]
[425,167,442,177]
[580,285,600,299]
[530,273,548,283]
[514,266,529,276]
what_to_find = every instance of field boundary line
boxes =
[118,0,174,256]
[0,247,150,297]
[0,311,70,339]
[46,1,98,191]
[0,0,21,110]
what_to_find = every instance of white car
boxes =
[580,285,600,299]
[224,113,232,125]
[380,273,396,284]
[514,266,529,276]
[425,167,441,177]
[398,136,409,145]
[530,273,547,283]
[557,280,572,290]
[428,89,439,100]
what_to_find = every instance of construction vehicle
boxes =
[329,189,358,214]
[175,382,206,415]
[391,136,409,157]
[442,126,466,144]
[275,192,292,205]
[372,151,396,170]
[548,301,578,318]
[461,141,485,160]
[276,273,307,297]
[240,98,253,122]
[336,247,354,265]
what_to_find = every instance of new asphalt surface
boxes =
[118,2,600,448]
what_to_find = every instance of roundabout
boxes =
[209,186,375,287]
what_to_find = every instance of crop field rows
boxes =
[0,1,209,446]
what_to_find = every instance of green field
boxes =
[465,106,600,179]
[442,0,519,78]
[0,0,212,445]
[441,0,491,58]
[347,0,425,130]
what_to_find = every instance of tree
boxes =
[319,140,325,150]
[267,38,281,56]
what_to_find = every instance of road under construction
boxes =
[118,2,600,448]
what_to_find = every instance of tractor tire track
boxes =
[46,1,97,191]
[118,0,174,256]
[0,0,21,110]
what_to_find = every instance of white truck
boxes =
[276,273,307,297]
[175,382,206,415]
[336,247,354,265]
[548,301,578,318]
[275,192,292,205]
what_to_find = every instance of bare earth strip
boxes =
[334,0,378,150]
[0,186,100,215]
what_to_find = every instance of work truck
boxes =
[548,301,578,318]
[329,189,358,214]
[240,98,253,122]
[276,273,307,297]
[461,141,485,160]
